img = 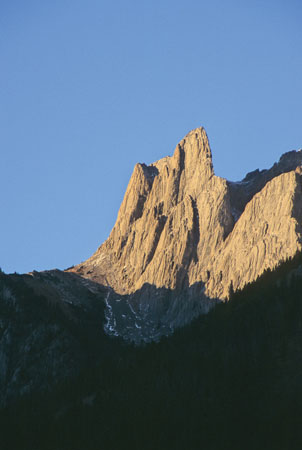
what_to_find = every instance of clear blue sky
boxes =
[1,0,301,274]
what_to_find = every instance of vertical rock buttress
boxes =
[70,127,302,301]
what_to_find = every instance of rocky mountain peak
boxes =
[278,149,302,169]
[69,126,302,336]
[170,127,214,183]
[113,127,212,234]
[71,127,231,294]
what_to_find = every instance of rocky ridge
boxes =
[70,127,302,305]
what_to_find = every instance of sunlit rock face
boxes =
[70,127,302,304]
[71,128,232,294]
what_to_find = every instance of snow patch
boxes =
[104,291,119,337]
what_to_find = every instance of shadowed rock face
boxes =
[70,127,302,305]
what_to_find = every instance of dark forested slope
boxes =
[2,255,302,450]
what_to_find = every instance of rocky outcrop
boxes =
[70,127,302,306]
[228,150,302,215]
[71,128,233,294]
[208,171,302,298]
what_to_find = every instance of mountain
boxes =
[68,127,302,339]
[1,126,302,449]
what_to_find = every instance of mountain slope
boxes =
[0,270,107,406]
[3,254,302,450]
[208,170,302,298]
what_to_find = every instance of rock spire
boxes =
[69,127,302,302]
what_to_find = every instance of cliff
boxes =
[70,127,302,305]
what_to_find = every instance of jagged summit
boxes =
[69,127,302,306]
[70,127,231,295]
[151,127,213,169]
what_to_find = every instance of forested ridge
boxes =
[2,255,302,450]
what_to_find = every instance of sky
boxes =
[1,0,301,274]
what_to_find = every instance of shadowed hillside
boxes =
[2,254,302,450]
